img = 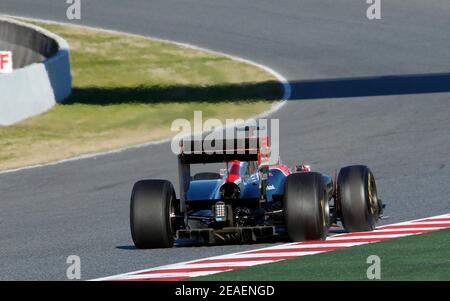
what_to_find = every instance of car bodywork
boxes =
[175,129,335,245]
[182,160,335,244]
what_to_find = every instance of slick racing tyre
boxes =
[130,179,177,249]
[337,165,379,232]
[284,172,329,241]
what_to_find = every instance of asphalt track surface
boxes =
[1,0,449,280]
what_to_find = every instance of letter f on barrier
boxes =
[0,52,13,73]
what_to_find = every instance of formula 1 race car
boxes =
[129,127,384,248]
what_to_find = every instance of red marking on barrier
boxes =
[0,52,13,73]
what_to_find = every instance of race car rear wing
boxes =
[177,127,266,211]
[178,135,260,164]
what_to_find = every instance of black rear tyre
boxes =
[284,172,329,241]
[337,165,379,232]
[130,180,176,249]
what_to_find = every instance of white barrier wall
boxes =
[0,17,72,126]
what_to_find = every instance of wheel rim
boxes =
[168,193,176,237]
[367,173,378,216]
[321,193,330,228]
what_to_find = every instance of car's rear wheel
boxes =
[284,172,329,241]
[130,179,177,249]
[337,165,379,232]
